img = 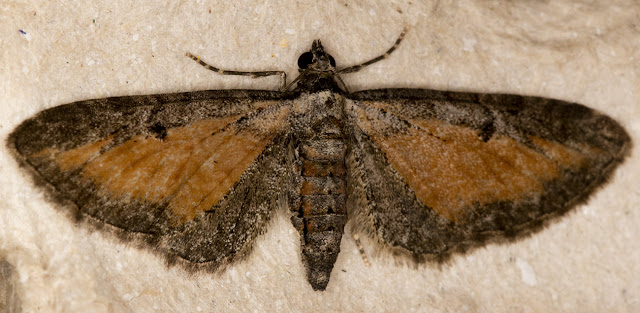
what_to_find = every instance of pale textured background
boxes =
[1,1,639,312]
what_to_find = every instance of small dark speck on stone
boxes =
[19,29,26,35]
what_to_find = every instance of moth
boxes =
[8,28,630,291]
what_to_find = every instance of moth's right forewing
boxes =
[344,88,630,261]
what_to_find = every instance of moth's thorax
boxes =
[291,91,345,138]
[290,90,348,290]
[292,74,344,94]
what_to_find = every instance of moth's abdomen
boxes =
[291,116,347,291]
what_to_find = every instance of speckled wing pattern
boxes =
[9,90,296,268]
[345,89,629,260]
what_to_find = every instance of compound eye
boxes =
[298,52,314,69]
[328,54,336,68]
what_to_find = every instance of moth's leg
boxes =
[185,52,287,90]
[337,26,408,74]
[352,234,371,267]
[283,71,305,91]
[334,74,350,93]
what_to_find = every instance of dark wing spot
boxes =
[478,122,495,142]
[149,122,168,140]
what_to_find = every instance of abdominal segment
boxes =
[290,113,348,291]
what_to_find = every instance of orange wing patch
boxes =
[353,104,590,222]
[41,136,114,170]
[39,102,290,223]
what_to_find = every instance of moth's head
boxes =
[297,40,336,72]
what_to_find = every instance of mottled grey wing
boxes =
[8,90,295,269]
[344,88,630,261]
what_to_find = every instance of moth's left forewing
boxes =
[344,89,630,260]
[8,90,297,270]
